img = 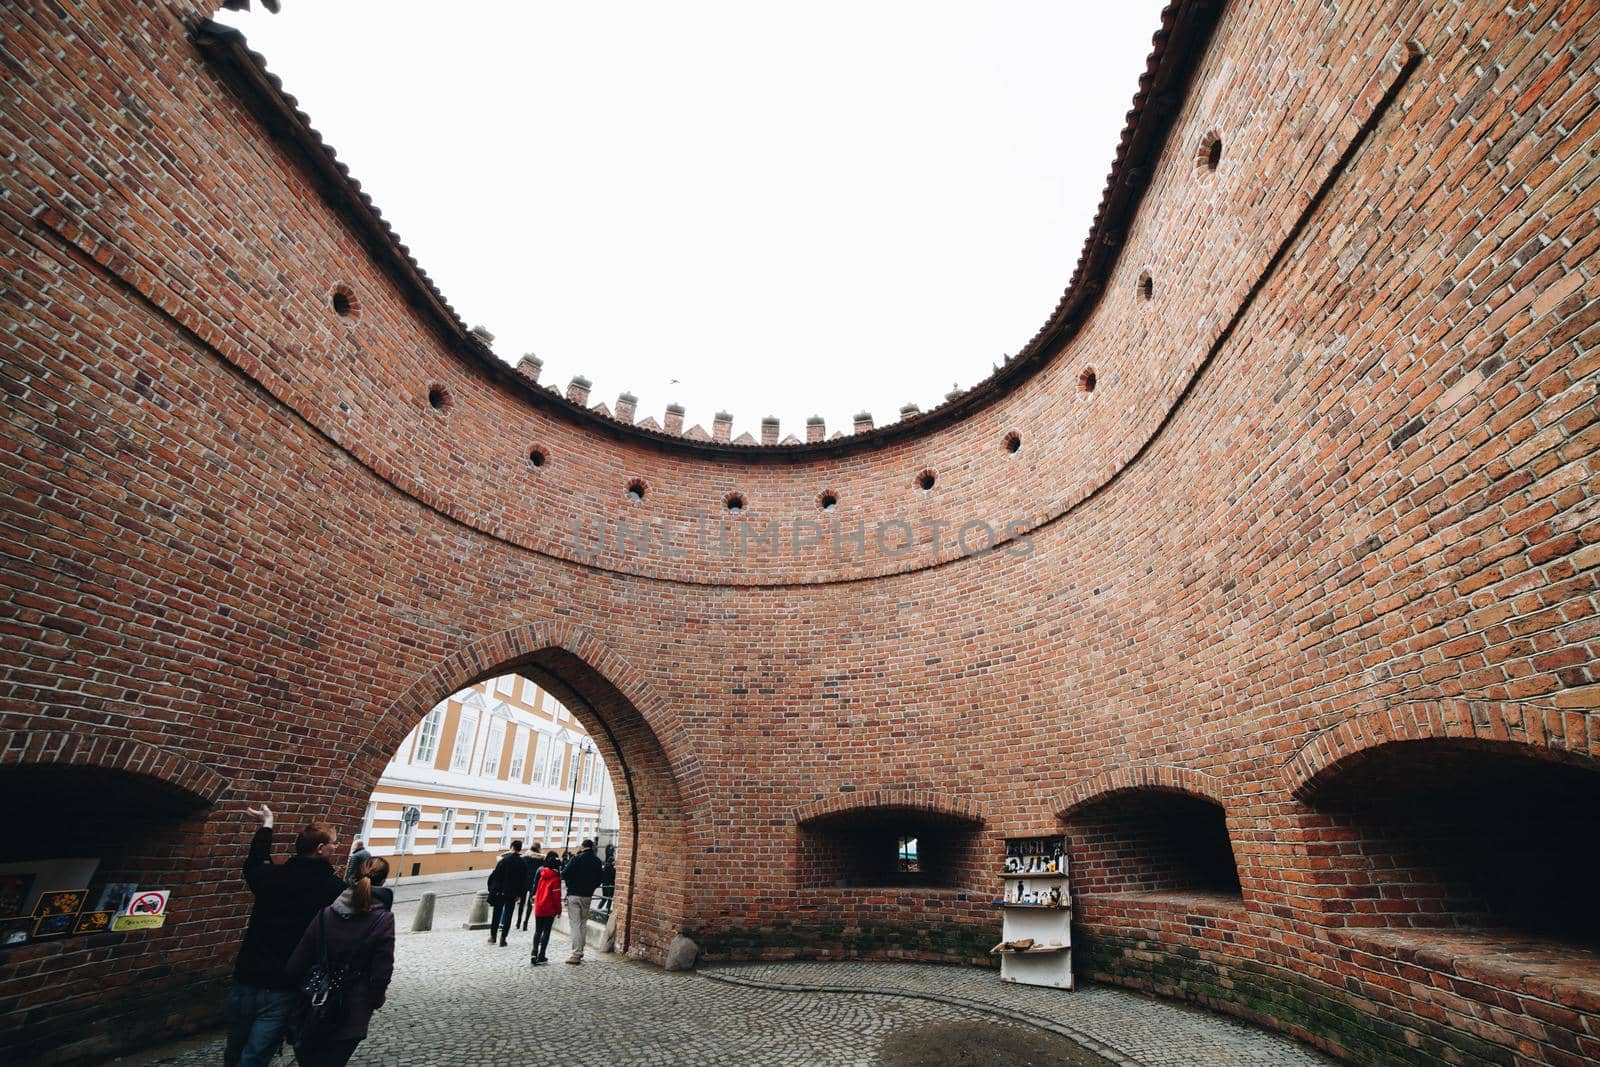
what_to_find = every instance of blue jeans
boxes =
[223,981,298,1067]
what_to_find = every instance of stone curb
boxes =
[698,970,1143,1067]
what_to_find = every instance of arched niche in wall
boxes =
[793,790,985,890]
[1292,734,1600,942]
[1056,766,1241,902]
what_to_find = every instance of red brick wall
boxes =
[2,0,1599,1063]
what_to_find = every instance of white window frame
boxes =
[359,803,376,845]
[580,751,595,793]
[437,807,456,852]
[499,812,512,847]
[532,733,549,783]
[482,718,506,778]
[414,704,445,765]
[450,710,479,773]
[471,809,487,850]
[508,726,527,781]
[495,674,517,697]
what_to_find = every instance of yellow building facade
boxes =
[359,674,613,879]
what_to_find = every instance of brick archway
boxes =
[334,622,702,961]
[1052,763,1225,819]
[1283,702,1600,801]
[0,728,227,806]
[792,788,984,826]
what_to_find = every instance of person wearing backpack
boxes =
[485,839,529,946]
[529,851,562,965]
[286,856,396,1067]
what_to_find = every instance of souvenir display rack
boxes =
[990,836,1072,989]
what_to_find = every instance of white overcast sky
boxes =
[215,1,1167,436]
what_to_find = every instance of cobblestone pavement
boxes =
[124,888,1332,1066]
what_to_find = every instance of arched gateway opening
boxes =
[335,638,695,961]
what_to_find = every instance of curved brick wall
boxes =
[3,0,1598,1063]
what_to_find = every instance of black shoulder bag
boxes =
[290,910,381,1047]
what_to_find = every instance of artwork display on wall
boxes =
[33,912,77,938]
[74,910,114,935]
[0,874,35,919]
[32,889,87,919]
[95,883,138,915]
[0,919,32,946]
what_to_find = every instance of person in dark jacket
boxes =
[515,842,541,931]
[597,857,617,915]
[486,840,529,946]
[529,851,562,965]
[287,856,396,1067]
[225,804,347,1067]
[560,839,604,963]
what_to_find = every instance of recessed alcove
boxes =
[1300,739,1600,943]
[797,807,983,890]
[1065,789,1241,902]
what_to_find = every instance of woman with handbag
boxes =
[529,851,562,965]
[286,856,396,1066]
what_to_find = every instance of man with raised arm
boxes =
[224,803,347,1067]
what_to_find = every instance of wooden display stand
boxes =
[991,836,1072,990]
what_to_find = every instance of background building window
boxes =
[580,752,594,793]
[898,835,920,873]
[438,807,456,851]
[508,726,527,780]
[450,710,478,773]
[482,718,506,777]
[500,812,512,847]
[471,809,486,850]
[532,733,549,783]
[414,704,445,764]
[548,742,565,787]
[495,674,517,697]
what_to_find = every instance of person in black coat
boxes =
[515,843,541,931]
[225,804,347,1067]
[485,840,529,946]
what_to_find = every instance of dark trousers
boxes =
[514,890,532,929]
[532,914,555,959]
[490,897,516,939]
[294,1037,361,1066]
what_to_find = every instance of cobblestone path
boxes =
[120,884,1332,1066]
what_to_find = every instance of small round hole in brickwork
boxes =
[332,287,357,317]
[1004,432,1021,454]
[626,479,646,503]
[528,448,547,468]
[427,385,450,411]
[1198,131,1222,174]
[1137,271,1153,301]
[1079,368,1097,394]
[819,491,838,512]
[917,470,936,491]
[725,492,745,514]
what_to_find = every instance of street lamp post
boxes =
[563,738,593,856]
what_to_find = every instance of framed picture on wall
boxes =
[74,910,114,935]
[32,889,87,919]
[0,874,34,919]
[0,918,31,946]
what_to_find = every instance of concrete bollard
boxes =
[464,890,491,929]
[410,891,435,932]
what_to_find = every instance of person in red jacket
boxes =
[529,851,562,965]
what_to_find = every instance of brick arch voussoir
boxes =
[1284,702,1600,802]
[0,728,227,806]
[1052,763,1225,820]
[792,788,984,826]
[335,620,700,816]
